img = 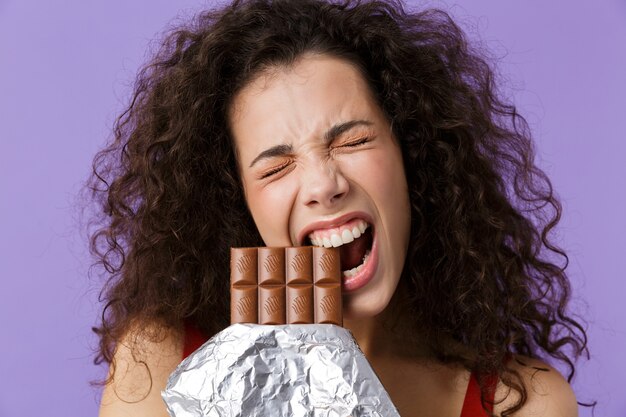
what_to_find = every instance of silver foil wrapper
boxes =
[162,323,401,417]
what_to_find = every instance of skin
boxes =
[228,52,411,323]
[98,53,579,417]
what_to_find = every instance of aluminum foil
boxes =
[162,323,401,417]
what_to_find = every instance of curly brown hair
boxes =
[84,0,588,414]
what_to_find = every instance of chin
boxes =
[342,291,392,319]
[343,263,401,317]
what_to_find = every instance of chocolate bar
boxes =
[230,247,258,324]
[230,246,342,326]
[258,247,286,324]
[285,247,313,324]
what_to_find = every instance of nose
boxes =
[300,161,349,209]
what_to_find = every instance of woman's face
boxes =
[228,54,411,319]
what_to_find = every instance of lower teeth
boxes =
[342,249,371,278]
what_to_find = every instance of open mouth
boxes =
[337,227,373,277]
[305,220,374,277]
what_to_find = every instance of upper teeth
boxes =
[307,219,369,248]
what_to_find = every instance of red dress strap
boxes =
[460,370,498,417]
[182,321,209,360]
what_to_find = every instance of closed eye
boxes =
[259,162,291,179]
[341,137,370,148]
[341,137,370,147]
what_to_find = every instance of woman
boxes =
[87,0,588,415]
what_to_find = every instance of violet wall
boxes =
[1,1,624,416]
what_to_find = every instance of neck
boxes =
[343,312,390,358]
[342,283,430,362]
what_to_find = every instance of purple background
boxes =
[1,1,624,416]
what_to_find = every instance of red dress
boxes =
[182,323,496,417]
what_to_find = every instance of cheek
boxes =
[360,148,408,206]
[356,147,410,247]
[245,180,296,245]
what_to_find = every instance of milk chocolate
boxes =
[285,247,314,324]
[231,285,258,324]
[259,286,286,324]
[258,247,285,286]
[230,248,258,324]
[286,247,313,284]
[286,284,314,324]
[313,247,342,325]
[230,246,342,326]
[313,246,341,284]
[257,248,286,324]
[314,283,342,325]
[231,247,258,286]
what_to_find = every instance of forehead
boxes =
[228,54,382,156]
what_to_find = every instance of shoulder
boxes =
[493,355,578,417]
[98,320,184,417]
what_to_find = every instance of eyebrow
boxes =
[248,119,374,168]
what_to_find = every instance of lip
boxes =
[296,211,374,246]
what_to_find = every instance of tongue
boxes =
[339,228,373,271]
